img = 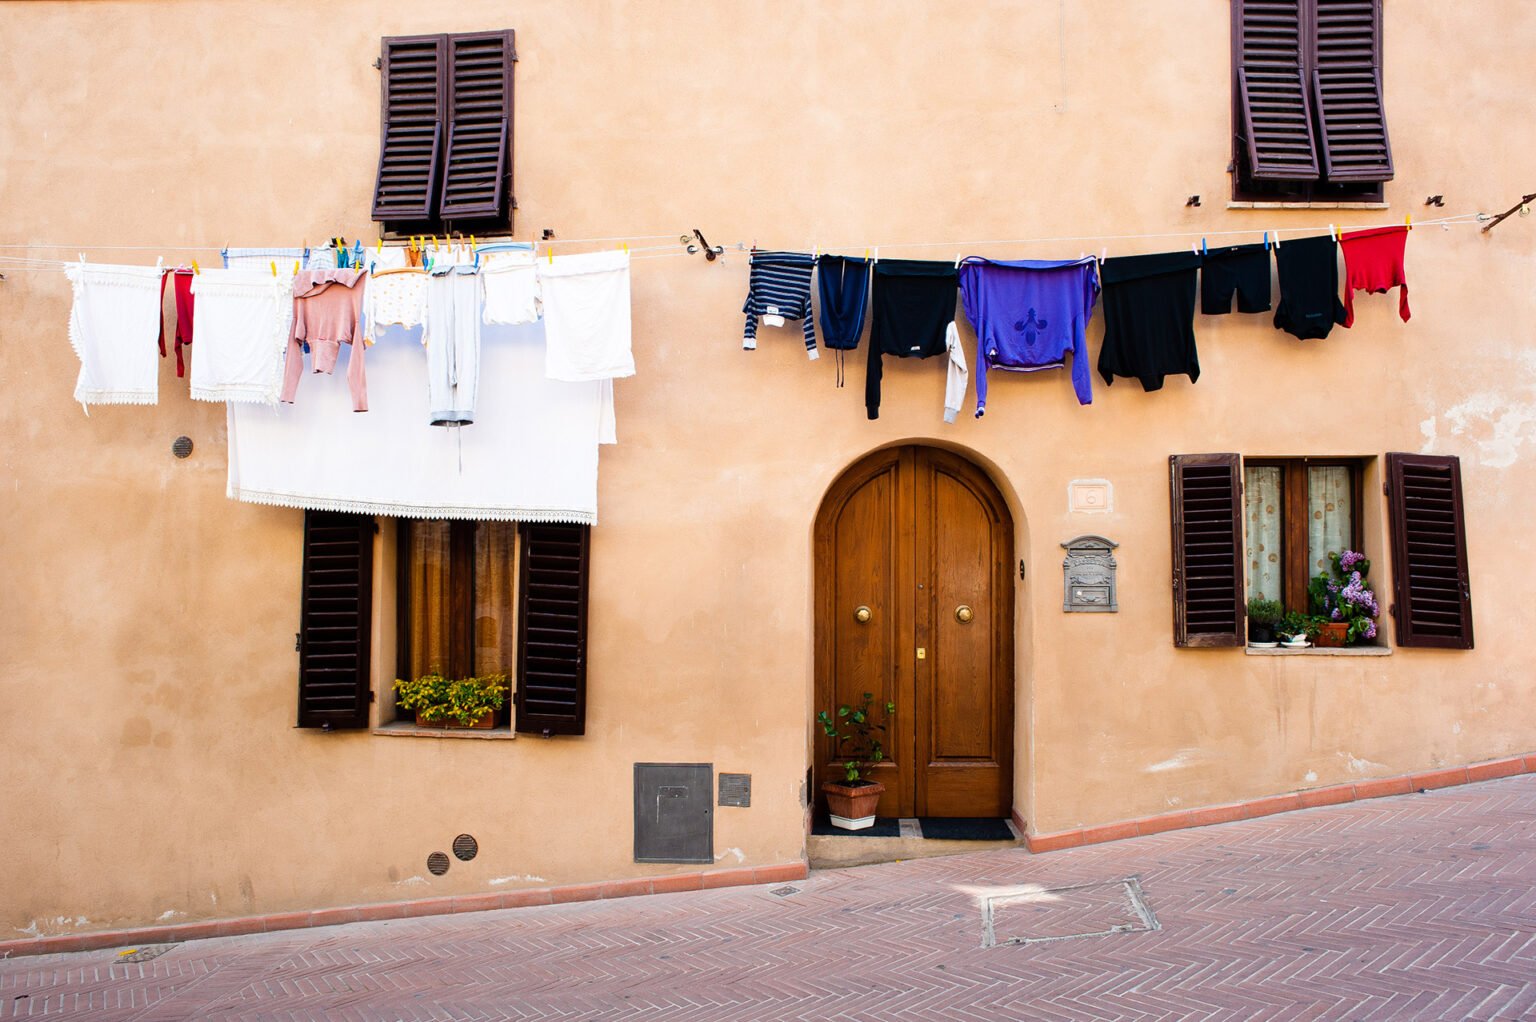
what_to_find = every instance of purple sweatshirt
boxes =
[957,257,1100,414]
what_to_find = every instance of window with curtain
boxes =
[1242,460,1361,613]
[400,520,519,723]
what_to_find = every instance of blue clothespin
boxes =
[1262,231,1270,251]
[1201,237,1208,256]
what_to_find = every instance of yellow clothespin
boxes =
[1405,213,1413,231]
[377,238,383,253]
[191,258,201,275]
[864,247,870,260]
[431,234,438,251]
[470,234,477,254]
[292,260,300,275]
[548,247,555,265]
[270,260,277,277]
[621,241,628,253]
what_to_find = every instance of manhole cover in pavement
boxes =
[983,877,1159,948]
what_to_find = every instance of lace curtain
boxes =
[1307,466,1353,577]
[1243,466,1283,602]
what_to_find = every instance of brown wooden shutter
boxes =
[1235,0,1320,180]
[1170,455,1246,647]
[438,31,515,220]
[372,34,447,222]
[516,522,589,736]
[1386,454,1472,648]
[298,511,375,729]
[1312,0,1393,181]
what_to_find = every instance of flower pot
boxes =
[415,709,495,729]
[1248,621,1276,645]
[1316,622,1349,648]
[822,780,886,830]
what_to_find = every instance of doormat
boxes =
[811,815,901,837]
[918,817,1016,841]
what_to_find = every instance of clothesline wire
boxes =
[0,210,1496,274]
[740,211,1487,257]
[0,232,689,252]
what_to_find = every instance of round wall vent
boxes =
[426,852,451,876]
[171,436,193,459]
[452,834,479,861]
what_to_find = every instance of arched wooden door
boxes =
[814,446,1015,818]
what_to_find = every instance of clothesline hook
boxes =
[691,228,722,261]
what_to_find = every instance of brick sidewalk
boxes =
[4,775,1536,1021]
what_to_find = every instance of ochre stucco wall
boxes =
[2,0,1534,938]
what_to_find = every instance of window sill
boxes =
[1245,645,1391,657]
[373,721,516,740]
[1226,201,1389,210]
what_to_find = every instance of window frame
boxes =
[1229,0,1388,203]
[1242,457,1364,615]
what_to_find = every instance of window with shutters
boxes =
[392,519,589,735]
[373,31,516,237]
[1231,0,1392,203]
[1242,458,1363,615]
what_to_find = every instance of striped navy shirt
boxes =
[742,251,818,358]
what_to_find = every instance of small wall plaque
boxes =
[1062,535,1119,613]
[1068,479,1113,514]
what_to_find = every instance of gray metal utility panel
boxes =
[633,763,714,863]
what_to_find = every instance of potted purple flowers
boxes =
[1308,550,1380,646]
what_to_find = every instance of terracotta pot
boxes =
[822,780,886,830]
[1316,622,1349,647]
[415,709,495,729]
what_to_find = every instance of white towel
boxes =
[943,322,969,424]
[227,319,610,523]
[64,262,164,407]
[536,249,635,381]
[188,269,294,404]
[481,249,541,326]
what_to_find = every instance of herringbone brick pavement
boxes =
[4,775,1536,1021]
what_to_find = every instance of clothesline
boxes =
[0,231,689,252]
[730,210,1487,260]
[0,242,690,273]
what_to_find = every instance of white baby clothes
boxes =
[481,248,540,326]
[64,262,165,406]
[188,269,294,404]
[536,249,635,381]
[943,322,969,424]
[423,265,483,426]
[365,268,429,341]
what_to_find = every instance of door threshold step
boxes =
[808,817,1023,869]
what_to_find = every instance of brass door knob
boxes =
[854,606,871,623]
[956,605,974,623]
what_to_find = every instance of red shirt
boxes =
[1339,226,1410,328]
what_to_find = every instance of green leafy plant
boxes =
[817,692,895,784]
[393,671,509,725]
[1245,597,1284,625]
[1277,611,1321,640]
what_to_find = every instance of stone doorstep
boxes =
[1026,752,1536,854]
[0,862,809,961]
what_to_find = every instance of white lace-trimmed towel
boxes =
[227,319,610,524]
[65,261,165,407]
[536,249,635,381]
[481,246,540,326]
[188,269,294,404]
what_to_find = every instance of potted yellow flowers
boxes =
[393,671,509,728]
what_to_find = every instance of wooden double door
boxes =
[814,446,1015,818]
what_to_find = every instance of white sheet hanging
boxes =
[64,262,164,406]
[227,320,611,523]
[188,269,293,404]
